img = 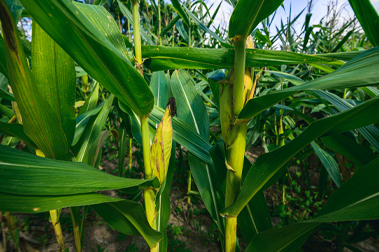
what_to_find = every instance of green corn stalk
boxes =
[131,1,157,249]
[158,0,162,45]
[132,1,174,251]
[220,35,256,252]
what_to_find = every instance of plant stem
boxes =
[187,169,192,223]
[158,0,162,45]
[129,137,133,172]
[141,116,158,252]
[225,123,247,207]
[225,217,237,252]
[133,2,157,250]
[233,37,247,115]
[223,36,248,252]
[70,207,81,252]
[172,14,175,47]
[50,210,66,251]
[132,0,143,75]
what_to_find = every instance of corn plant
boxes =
[1,0,379,251]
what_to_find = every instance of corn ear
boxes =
[150,98,175,185]
[219,80,234,146]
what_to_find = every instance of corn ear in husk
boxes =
[150,98,175,185]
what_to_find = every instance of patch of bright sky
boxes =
[203,0,379,36]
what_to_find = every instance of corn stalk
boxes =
[221,35,256,252]
[132,1,157,251]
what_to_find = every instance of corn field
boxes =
[1,0,379,251]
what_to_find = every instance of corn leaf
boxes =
[72,103,103,146]
[245,223,319,252]
[236,157,272,244]
[0,192,123,213]
[75,94,114,165]
[160,15,180,37]
[169,0,190,26]
[0,0,69,160]
[19,0,154,117]
[348,0,379,47]
[150,71,169,110]
[0,37,8,79]
[170,70,225,233]
[183,5,231,47]
[221,96,379,217]
[311,142,343,187]
[229,0,284,39]
[239,47,379,120]
[0,88,15,101]
[321,134,376,169]
[32,23,76,146]
[0,122,36,148]
[312,90,379,152]
[142,46,354,71]
[117,0,156,46]
[0,145,160,196]
[246,157,379,251]
[92,201,162,248]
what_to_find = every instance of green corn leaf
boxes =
[0,145,160,196]
[175,20,189,44]
[321,134,375,169]
[160,14,180,37]
[360,86,379,98]
[246,157,379,251]
[32,22,76,146]
[0,88,15,101]
[348,0,379,47]
[72,103,103,146]
[229,0,284,39]
[92,201,162,248]
[239,47,379,121]
[0,192,123,213]
[5,0,22,23]
[150,71,169,110]
[0,104,14,119]
[221,96,379,217]
[170,70,225,234]
[0,0,69,160]
[0,122,37,148]
[245,223,319,252]
[19,0,154,117]
[0,37,8,79]
[331,30,353,52]
[311,142,343,187]
[183,5,231,47]
[78,82,99,117]
[312,90,379,152]
[142,46,354,71]
[169,0,190,26]
[238,158,272,244]
[117,0,156,46]
[75,94,114,165]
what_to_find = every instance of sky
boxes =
[204,0,379,36]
